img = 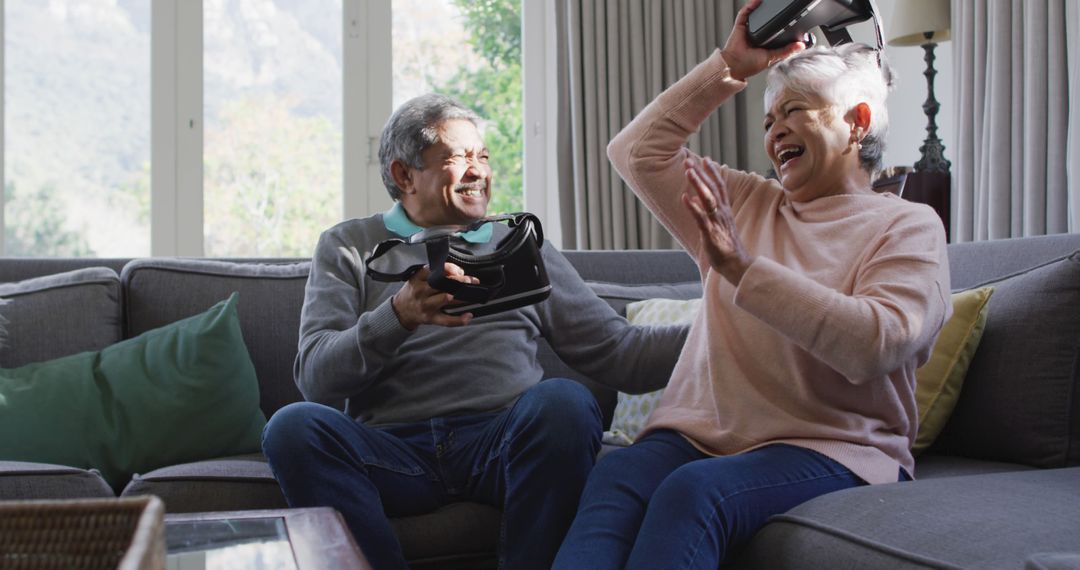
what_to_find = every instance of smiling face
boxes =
[395,118,492,227]
[763,87,869,202]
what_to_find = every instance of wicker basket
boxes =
[0,495,165,570]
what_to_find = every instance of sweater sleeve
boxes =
[293,228,412,404]
[607,48,749,266]
[733,208,952,383]
[537,247,689,395]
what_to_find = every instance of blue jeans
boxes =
[553,429,866,569]
[261,378,601,570]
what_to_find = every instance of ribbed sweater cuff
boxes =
[358,298,411,355]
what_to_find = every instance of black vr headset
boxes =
[747,0,884,50]
[364,213,552,318]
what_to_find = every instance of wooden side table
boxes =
[901,170,951,241]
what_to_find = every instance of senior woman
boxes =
[553,2,952,568]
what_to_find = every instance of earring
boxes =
[852,127,864,151]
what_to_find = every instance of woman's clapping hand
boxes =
[683,157,754,285]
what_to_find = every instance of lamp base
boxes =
[914,38,951,174]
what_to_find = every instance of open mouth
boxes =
[777,146,805,166]
[454,183,486,198]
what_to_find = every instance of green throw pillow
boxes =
[0,293,266,490]
[912,286,994,455]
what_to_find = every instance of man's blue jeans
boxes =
[553,429,866,569]
[261,378,601,570]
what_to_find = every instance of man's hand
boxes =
[683,157,754,286]
[391,263,479,331]
[720,0,806,82]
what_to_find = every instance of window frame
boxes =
[0,0,544,256]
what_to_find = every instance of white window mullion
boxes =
[344,0,392,223]
[152,0,203,257]
[522,0,562,248]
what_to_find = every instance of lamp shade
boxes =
[887,0,951,46]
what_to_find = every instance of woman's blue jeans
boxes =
[261,378,601,570]
[553,429,866,569]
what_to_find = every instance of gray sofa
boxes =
[1,233,1078,569]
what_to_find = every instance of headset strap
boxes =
[363,213,543,286]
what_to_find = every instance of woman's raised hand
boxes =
[721,0,807,81]
[683,157,753,286]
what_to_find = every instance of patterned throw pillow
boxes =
[603,298,701,446]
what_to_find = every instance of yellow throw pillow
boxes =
[603,298,701,446]
[912,287,994,455]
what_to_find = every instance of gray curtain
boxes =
[554,0,767,250]
[953,0,1080,241]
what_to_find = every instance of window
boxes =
[203,0,343,257]
[4,0,151,257]
[0,0,529,257]
[392,0,522,215]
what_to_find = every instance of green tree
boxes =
[4,181,93,257]
[435,0,523,215]
[111,162,152,229]
[203,96,342,257]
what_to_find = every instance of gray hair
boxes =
[765,43,895,175]
[378,93,483,201]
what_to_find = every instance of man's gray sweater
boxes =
[295,214,688,425]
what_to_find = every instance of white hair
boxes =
[764,43,896,174]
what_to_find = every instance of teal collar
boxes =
[383,202,492,243]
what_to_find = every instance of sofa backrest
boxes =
[946,233,1080,289]
[120,258,312,419]
[0,267,122,368]
[932,235,1080,469]
[3,234,1077,462]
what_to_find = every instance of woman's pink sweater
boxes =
[607,49,952,484]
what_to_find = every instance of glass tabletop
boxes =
[165,516,298,570]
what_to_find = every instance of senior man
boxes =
[261,93,687,570]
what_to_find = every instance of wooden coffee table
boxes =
[165,507,370,569]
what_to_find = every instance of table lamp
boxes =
[888,0,951,173]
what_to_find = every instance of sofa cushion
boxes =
[912,287,994,455]
[121,258,312,418]
[585,281,702,317]
[913,454,1035,479]
[0,267,121,368]
[1025,553,1080,570]
[121,453,287,513]
[390,503,501,569]
[0,461,114,500]
[121,453,500,569]
[0,294,266,490]
[930,252,1080,468]
[731,467,1080,570]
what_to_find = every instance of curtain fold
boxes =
[556,0,764,250]
[953,0,1079,241]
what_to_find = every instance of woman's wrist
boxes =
[720,48,747,82]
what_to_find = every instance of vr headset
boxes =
[747,0,884,50]
[364,213,552,318]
